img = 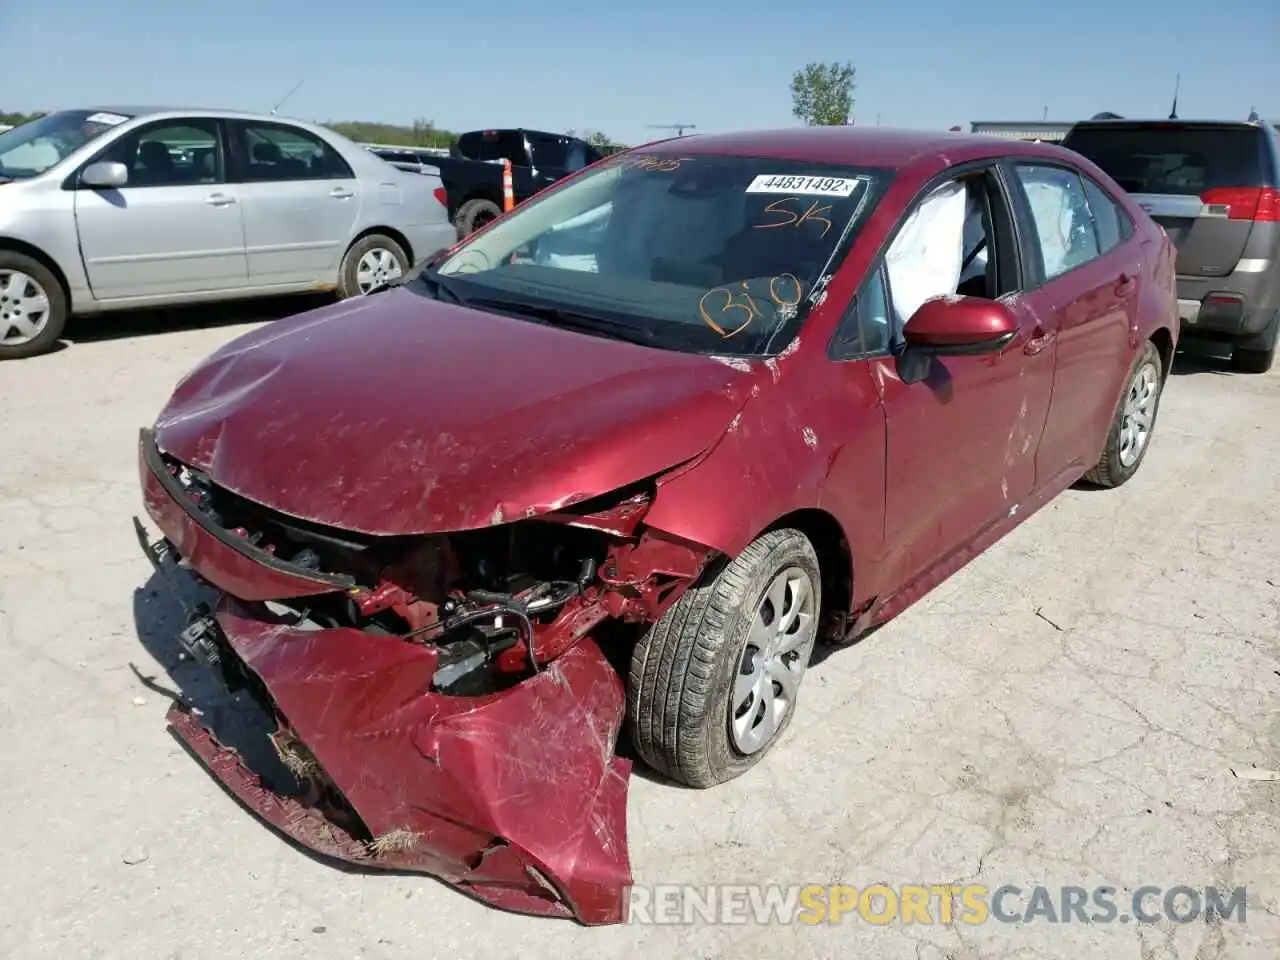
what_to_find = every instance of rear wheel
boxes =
[0,252,67,361]
[627,528,821,788]
[1083,339,1163,488]
[337,234,409,298]
[455,198,502,239]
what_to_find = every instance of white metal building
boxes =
[969,121,1075,142]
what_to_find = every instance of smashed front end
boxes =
[134,427,712,924]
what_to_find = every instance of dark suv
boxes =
[1061,118,1280,373]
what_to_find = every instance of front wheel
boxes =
[337,234,409,299]
[1083,339,1164,488]
[0,252,67,361]
[627,528,822,788]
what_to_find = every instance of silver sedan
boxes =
[0,107,456,359]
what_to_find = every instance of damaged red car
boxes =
[134,127,1179,925]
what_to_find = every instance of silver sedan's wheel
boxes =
[1118,359,1158,468]
[730,567,816,755]
[628,528,823,788]
[0,269,52,345]
[355,247,404,294]
[0,253,67,361]
[337,233,410,299]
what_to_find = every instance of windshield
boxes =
[0,110,134,180]
[418,151,888,355]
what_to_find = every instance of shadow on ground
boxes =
[1170,340,1237,376]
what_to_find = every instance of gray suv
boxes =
[1061,118,1280,373]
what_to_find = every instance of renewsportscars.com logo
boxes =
[623,883,1249,926]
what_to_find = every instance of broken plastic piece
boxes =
[168,597,634,924]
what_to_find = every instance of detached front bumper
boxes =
[136,430,634,925]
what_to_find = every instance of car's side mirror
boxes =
[897,296,1019,384]
[904,295,1018,353]
[80,161,129,189]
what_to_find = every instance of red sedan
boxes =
[135,127,1178,924]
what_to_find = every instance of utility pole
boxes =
[646,123,697,138]
[1169,73,1180,119]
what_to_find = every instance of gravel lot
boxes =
[1,303,1277,960]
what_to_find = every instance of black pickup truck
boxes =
[390,129,605,237]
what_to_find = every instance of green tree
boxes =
[790,62,857,126]
[0,111,45,128]
[324,118,456,149]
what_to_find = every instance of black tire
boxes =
[627,528,822,788]
[455,198,502,238]
[0,252,68,361]
[1083,339,1164,488]
[1230,344,1276,374]
[337,233,410,299]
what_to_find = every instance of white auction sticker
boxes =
[745,174,861,197]
[85,112,130,126]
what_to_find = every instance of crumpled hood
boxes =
[152,287,755,535]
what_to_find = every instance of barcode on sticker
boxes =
[745,175,861,197]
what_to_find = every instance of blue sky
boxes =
[2,0,1276,144]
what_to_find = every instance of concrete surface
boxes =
[1,303,1277,960]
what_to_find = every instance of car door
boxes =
[1004,161,1141,481]
[73,117,248,300]
[228,119,361,286]
[829,163,1059,592]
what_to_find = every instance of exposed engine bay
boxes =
[136,430,716,924]
[161,450,710,696]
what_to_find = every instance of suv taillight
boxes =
[433,187,447,207]
[1199,186,1280,222]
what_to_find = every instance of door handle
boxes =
[1023,326,1055,356]
[330,188,355,199]
[204,193,235,207]
[1115,273,1136,296]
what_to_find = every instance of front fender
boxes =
[642,364,882,572]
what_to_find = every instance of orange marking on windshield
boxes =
[698,274,804,338]
[616,155,692,172]
[752,198,834,237]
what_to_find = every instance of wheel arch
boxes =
[347,226,415,266]
[760,508,854,642]
[0,238,73,312]
[1149,326,1175,381]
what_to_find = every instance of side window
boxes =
[858,267,892,354]
[99,119,224,187]
[830,266,890,359]
[1080,174,1133,252]
[829,169,1015,360]
[454,132,480,159]
[239,122,353,182]
[1012,164,1101,280]
[564,141,589,172]
[496,131,527,166]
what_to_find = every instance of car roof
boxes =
[646,125,1075,169]
[70,106,328,126]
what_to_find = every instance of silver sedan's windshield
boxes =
[0,109,133,179]
[421,151,890,356]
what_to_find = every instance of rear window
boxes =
[1062,124,1266,196]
